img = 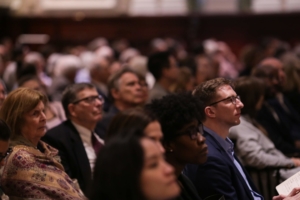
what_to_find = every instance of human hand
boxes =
[291,158,300,167]
[273,188,300,200]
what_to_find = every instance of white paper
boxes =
[276,171,300,195]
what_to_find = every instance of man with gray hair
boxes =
[98,67,145,132]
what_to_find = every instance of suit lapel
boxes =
[67,121,92,186]
[205,131,255,200]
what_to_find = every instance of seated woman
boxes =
[146,92,213,200]
[229,76,300,180]
[90,132,180,200]
[0,88,85,199]
[105,107,164,152]
[18,75,66,130]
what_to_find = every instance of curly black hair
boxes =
[145,92,205,142]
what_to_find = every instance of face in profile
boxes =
[21,101,47,141]
[140,138,180,200]
[113,72,144,106]
[170,120,208,165]
[144,121,164,153]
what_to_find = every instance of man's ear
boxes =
[68,104,77,118]
[204,106,216,118]
[111,88,119,100]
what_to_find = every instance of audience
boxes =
[0,88,85,199]
[229,76,300,180]
[43,82,105,195]
[184,78,262,200]
[90,133,180,200]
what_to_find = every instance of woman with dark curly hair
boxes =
[146,92,211,200]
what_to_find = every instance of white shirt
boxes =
[72,121,104,174]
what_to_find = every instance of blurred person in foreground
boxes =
[43,83,105,195]
[147,92,215,200]
[90,132,180,200]
[105,107,164,152]
[0,88,85,199]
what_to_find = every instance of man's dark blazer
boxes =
[256,97,300,156]
[42,120,103,195]
[184,130,259,200]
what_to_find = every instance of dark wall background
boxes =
[1,12,300,55]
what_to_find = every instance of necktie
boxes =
[91,133,103,155]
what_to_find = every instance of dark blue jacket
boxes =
[184,130,259,200]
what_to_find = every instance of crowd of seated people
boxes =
[1,36,300,200]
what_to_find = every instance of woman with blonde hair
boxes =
[0,88,85,199]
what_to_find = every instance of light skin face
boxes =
[68,88,103,130]
[112,72,144,108]
[140,138,180,200]
[21,101,47,146]
[169,120,208,165]
[144,121,165,153]
[260,58,286,86]
[205,85,244,132]
[0,140,9,167]
[0,83,5,108]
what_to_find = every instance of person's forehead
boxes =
[119,72,139,82]
[215,85,235,97]
[76,87,97,97]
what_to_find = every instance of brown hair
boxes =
[0,88,48,137]
[193,77,234,106]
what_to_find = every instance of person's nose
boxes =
[163,160,175,175]
[197,134,206,145]
[236,98,244,108]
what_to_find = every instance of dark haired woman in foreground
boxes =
[90,132,180,200]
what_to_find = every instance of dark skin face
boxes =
[165,120,208,176]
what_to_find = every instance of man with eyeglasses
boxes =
[0,119,11,199]
[42,82,105,195]
[184,77,263,200]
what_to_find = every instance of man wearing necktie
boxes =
[184,78,263,200]
[43,83,105,196]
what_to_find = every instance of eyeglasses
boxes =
[0,148,12,162]
[72,95,105,104]
[209,95,241,106]
[176,124,204,140]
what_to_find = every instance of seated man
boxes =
[43,83,105,195]
[184,78,263,200]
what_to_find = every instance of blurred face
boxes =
[0,83,6,108]
[265,69,281,98]
[163,56,179,82]
[261,58,286,86]
[69,88,103,127]
[113,72,144,106]
[144,121,164,153]
[209,85,244,129]
[20,79,44,93]
[0,140,9,167]
[21,101,47,141]
[255,95,264,111]
[170,120,208,164]
[140,138,180,200]
[140,80,149,104]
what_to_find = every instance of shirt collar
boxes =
[71,121,93,145]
